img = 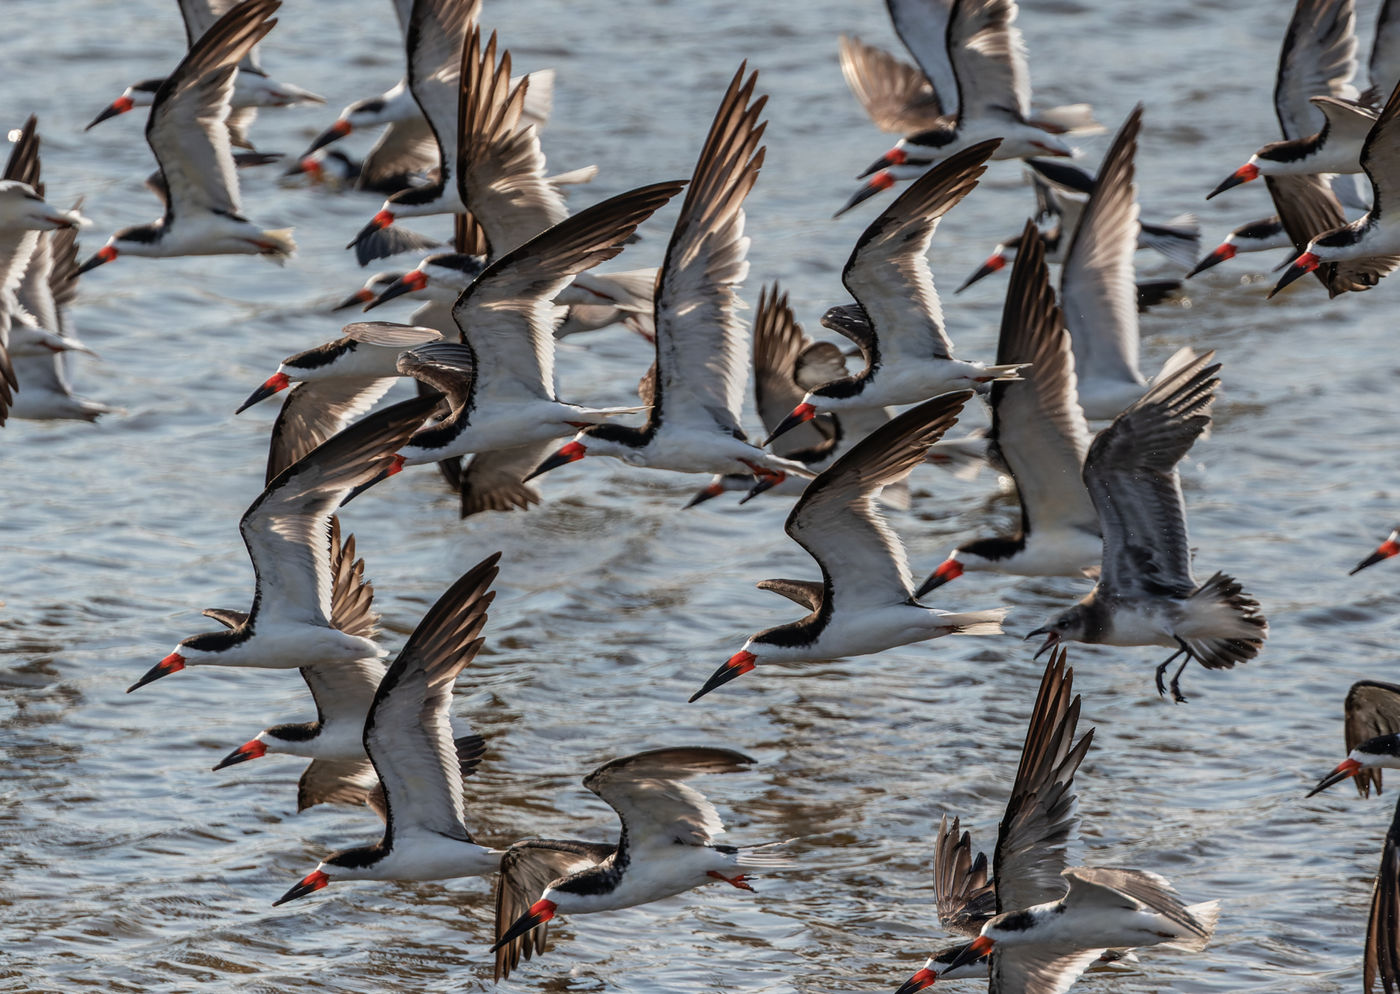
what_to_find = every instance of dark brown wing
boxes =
[1348,681,1400,797]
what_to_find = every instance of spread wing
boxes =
[994,649,1093,914]
[651,65,765,433]
[989,222,1096,542]
[1082,352,1219,598]
[947,0,1031,122]
[452,181,683,402]
[754,577,825,612]
[456,27,568,258]
[841,140,995,365]
[296,758,380,813]
[1061,867,1213,940]
[583,747,755,849]
[1346,681,1400,796]
[148,0,278,223]
[456,442,555,517]
[839,34,944,134]
[988,945,1104,994]
[1273,0,1359,139]
[364,554,498,844]
[241,393,438,627]
[932,815,996,936]
[1370,0,1400,105]
[404,0,480,181]
[264,377,399,485]
[1365,795,1400,993]
[493,839,615,980]
[752,283,836,459]
[1060,107,1146,399]
[886,0,958,113]
[362,115,441,188]
[786,391,971,608]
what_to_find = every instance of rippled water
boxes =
[4,0,1400,990]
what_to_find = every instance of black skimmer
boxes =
[938,867,1218,987]
[236,320,444,483]
[367,182,682,484]
[273,553,504,903]
[767,141,1022,447]
[1187,215,1292,277]
[526,67,813,497]
[1206,0,1364,199]
[127,392,439,693]
[914,223,1098,596]
[1352,525,1400,573]
[345,6,483,266]
[78,0,296,274]
[84,0,324,148]
[490,747,788,973]
[1306,681,1400,798]
[1305,681,1400,993]
[691,391,1005,702]
[684,282,888,507]
[896,649,1092,990]
[0,118,107,423]
[9,208,114,422]
[836,0,1100,216]
[1272,78,1400,295]
[210,518,386,814]
[1026,351,1269,702]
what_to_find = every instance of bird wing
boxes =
[1061,867,1213,940]
[364,553,498,845]
[147,0,278,222]
[989,223,1097,542]
[994,649,1094,914]
[651,65,765,434]
[295,758,380,814]
[1082,352,1219,598]
[752,283,837,458]
[456,441,556,517]
[404,0,480,183]
[933,815,997,936]
[1370,0,1400,105]
[885,0,958,113]
[1273,0,1359,139]
[989,945,1105,994]
[787,391,971,608]
[1361,79,1400,221]
[361,114,440,187]
[453,181,682,402]
[1365,794,1400,992]
[842,141,995,365]
[494,839,615,981]
[584,747,755,849]
[241,392,438,627]
[455,27,568,257]
[754,577,826,613]
[15,230,59,336]
[325,518,380,642]
[947,0,1032,122]
[263,378,399,486]
[838,34,944,133]
[1059,107,1146,397]
[1346,680,1400,796]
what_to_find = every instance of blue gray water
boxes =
[3,0,1399,990]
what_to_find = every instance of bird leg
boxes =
[706,870,754,892]
[1154,647,1186,699]
[1167,638,1196,705]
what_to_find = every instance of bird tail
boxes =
[934,609,1007,637]
[978,362,1030,383]
[1161,900,1220,952]
[257,227,297,264]
[1139,212,1201,269]
[733,840,795,869]
[1182,572,1267,669]
[1028,103,1104,135]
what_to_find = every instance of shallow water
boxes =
[3,0,1399,990]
